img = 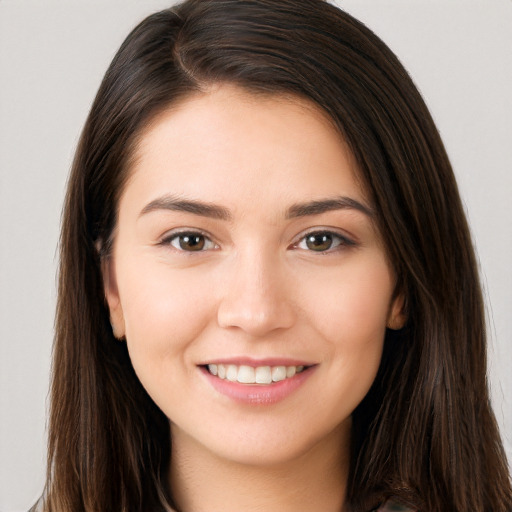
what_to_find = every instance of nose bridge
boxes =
[217,243,294,336]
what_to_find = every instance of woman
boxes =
[36,0,512,511]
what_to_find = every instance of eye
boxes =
[163,231,217,252]
[295,231,354,252]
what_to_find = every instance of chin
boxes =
[194,418,349,469]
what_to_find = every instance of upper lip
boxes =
[199,357,315,367]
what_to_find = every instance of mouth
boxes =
[199,360,316,404]
[204,363,308,385]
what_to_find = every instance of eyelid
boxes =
[291,228,357,251]
[157,227,356,253]
[158,228,219,251]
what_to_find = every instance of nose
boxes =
[216,248,296,338]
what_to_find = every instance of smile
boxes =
[207,364,306,385]
[200,360,316,405]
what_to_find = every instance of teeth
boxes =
[237,365,256,383]
[226,365,238,382]
[255,366,272,384]
[272,366,286,382]
[206,363,306,384]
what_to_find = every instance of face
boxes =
[103,85,404,467]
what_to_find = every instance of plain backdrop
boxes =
[1,1,511,510]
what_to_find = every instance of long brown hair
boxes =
[39,1,512,511]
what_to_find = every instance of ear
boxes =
[387,291,407,331]
[101,256,126,340]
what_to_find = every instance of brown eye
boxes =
[167,232,215,252]
[179,234,205,251]
[305,233,334,251]
[296,231,354,253]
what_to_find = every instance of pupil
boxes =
[180,234,205,251]
[306,233,332,251]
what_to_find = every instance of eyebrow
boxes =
[140,195,232,220]
[139,194,373,221]
[285,196,374,219]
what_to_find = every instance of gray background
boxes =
[1,1,511,510]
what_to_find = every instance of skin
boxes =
[103,85,405,512]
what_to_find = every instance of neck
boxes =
[169,422,350,512]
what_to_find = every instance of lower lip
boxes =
[200,366,315,405]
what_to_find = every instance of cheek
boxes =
[319,258,393,411]
[117,256,216,373]
[305,253,394,357]
[117,261,220,420]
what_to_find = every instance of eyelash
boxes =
[292,230,356,253]
[159,229,356,253]
[160,230,218,252]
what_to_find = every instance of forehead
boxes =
[122,85,368,214]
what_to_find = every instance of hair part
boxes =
[39,1,512,511]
